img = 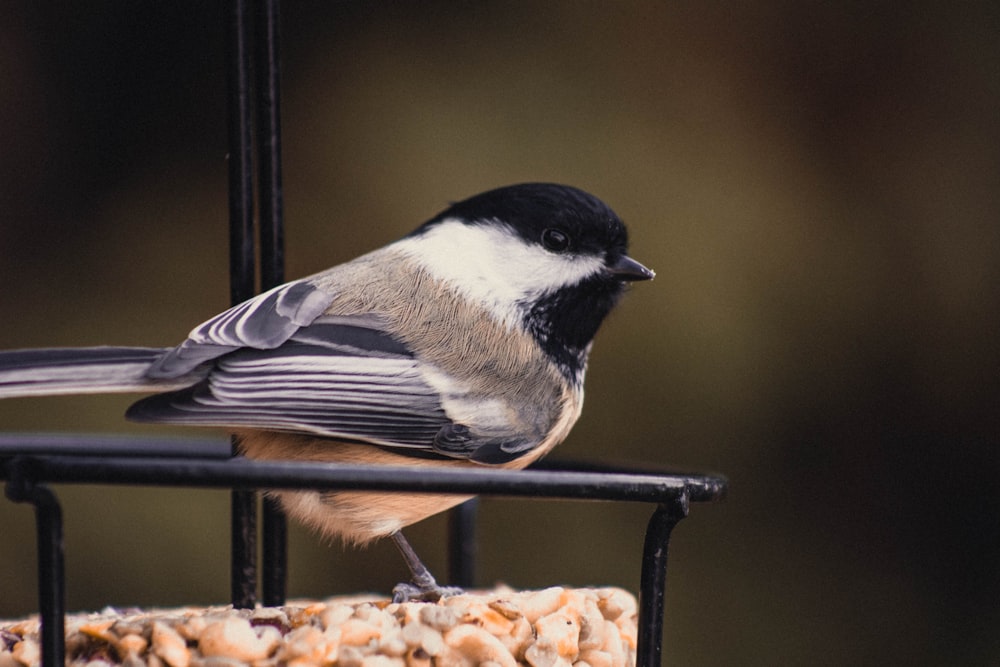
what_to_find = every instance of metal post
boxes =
[227,0,258,610]
[254,0,289,608]
[254,0,285,293]
[447,499,479,588]
[636,493,689,667]
[5,464,65,667]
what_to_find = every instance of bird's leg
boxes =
[390,530,463,603]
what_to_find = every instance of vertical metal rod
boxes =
[227,0,256,307]
[261,496,286,605]
[227,0,258,610]
[254,0,288,608]
[5,467,66,667]
[447,499,478,588]
[254,0,285,292]
[636,494,689,667]
[32,485,65,667]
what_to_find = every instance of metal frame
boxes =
[1,2,727,666]
[1,436,724,667]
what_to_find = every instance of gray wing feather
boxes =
[129,278,500,453]
[129,321,452,449]
[0,347,199,397]
[147,280,334,378]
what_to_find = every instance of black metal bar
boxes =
[636,494,690,667]
[32,485,65,667]
[261,497,286,605]
[227,0,256,307]
[253,0,289,607]
[254,0,285,293]
[2,455,726,504]
[5,464,65,667]
[447,499,478,588]
[226,0,258,610]
[0,433,232,459]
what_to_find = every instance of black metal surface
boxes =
[254,0,289,607]
[1,454,726,503]
[261,496,287,606]
[254,0,285,293]
[637,498,690,667]
[226,0,257,611]
[4,467,65,667]
[448,499,479,588]
[0,433,231,459]
[226,0,255,308]
[0,443,725,507]
[229,486,257,610]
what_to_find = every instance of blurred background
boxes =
[0,1,997,664]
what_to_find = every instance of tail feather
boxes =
[0,347,206,398]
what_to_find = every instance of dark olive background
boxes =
[1,3,998,664]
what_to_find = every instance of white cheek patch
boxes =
[393,218,605,324]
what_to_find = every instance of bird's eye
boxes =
[541,228,570,252]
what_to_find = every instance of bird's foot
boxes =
[391,581,464,603]
[388,530,465,602]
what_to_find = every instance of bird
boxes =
[0,182,654,601]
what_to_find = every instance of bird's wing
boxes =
[127,314,451,449]
[146,280,336,378]
[131,277,536,461]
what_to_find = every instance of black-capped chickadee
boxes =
[0,182,653,600]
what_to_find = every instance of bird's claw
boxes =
[391,581,464,603]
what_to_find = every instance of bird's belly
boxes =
[272,486,472,545]
[233,388,578,546]
[235,431,482,544]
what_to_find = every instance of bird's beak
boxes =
[607,254,655,281]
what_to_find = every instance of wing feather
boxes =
[129,331,451,449]
[146,280,335,378]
